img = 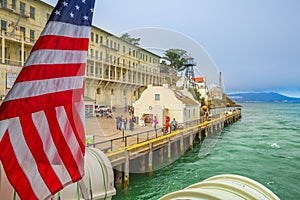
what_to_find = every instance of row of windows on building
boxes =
[1,0,38,19]
[89,49,159,68]
[86,61,158,76]
[86,65,158,82]
[1,19,35,42]
[90,32,159,64]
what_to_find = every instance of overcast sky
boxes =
[44,0,300,97]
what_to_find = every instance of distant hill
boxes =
[228,92,300,103]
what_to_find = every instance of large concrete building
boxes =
[0,0,163,114]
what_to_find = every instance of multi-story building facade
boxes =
[0,0,163,110]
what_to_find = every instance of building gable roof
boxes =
[174,91,198,106]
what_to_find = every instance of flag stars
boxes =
[90,8,94,13]
[62,1,68,7]
[83,15,88,20]
[82,0,86,3]
[55,10,61,15]
[75,5,80,10]
[70,12,74,18]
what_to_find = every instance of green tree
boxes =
[120,33,140,45]
[163,49,187,71]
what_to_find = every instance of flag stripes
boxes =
[56,106,85,167]
[0,89,83,120]
[3,76,84,102]
[32,111,72,184]
[25,50,88,66]
[8,118,52,199]
[15,64,85,83]
[41,21,92,38]
[44,109,82,181]
[65,104,86,153]
[1,131,38,200]
[32,36,89,51]
[20,114,63,193]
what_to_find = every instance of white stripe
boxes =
[4,76,83,101]
[32,111,72,186]
[74,95,85,129]
[0,119,9,140]
[24,50,87,67]
[8,117,51,199]
[41,21,91,38]
[56,106,84,175]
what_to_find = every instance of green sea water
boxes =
[113,103,300,200]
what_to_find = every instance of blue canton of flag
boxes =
[50,0,95,26]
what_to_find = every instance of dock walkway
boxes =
[85,108,242,186]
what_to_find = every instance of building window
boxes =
[129,48,131,56]
[95,34,98,43]
[90,49,94,58]
[12,0,16,9]
[1,0,7,7]
[20,26,25,40]
[155,94,160,101]
[123,46,125,53]
[114,42,116,49]
[106,38,109,46]
[95,67,98,76]
[95,50,98,59]
[30,6,35,19]
[1,20,7,31]
[20,2,26,16]
[100,36,103,44]
[110,40,112,48]
[91,32,94,42]
[100,52,102,60]
[117,43,120,51]
[30,29,35,42]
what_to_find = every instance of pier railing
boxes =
[87,117,206,152]
[87,109,241,155]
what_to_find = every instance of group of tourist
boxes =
[115,114,135,131]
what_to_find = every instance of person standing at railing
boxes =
[171,118,177,131]
[129,115,134,131]
[153,116,158,133]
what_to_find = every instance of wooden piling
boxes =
[148,142,153,173]
[124,149,129,187]
[180,133,184,155]
[168,137,171,161]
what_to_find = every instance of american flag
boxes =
[0,0,95,199]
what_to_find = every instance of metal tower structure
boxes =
[183,56,196,87]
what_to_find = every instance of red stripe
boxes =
[0,131,38,200]
[32,35,89,51]
[15,63,85,83]
[0,88,83,120]
[64,104,85,154]
[44,109,82,181]
[19,114,63,194]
